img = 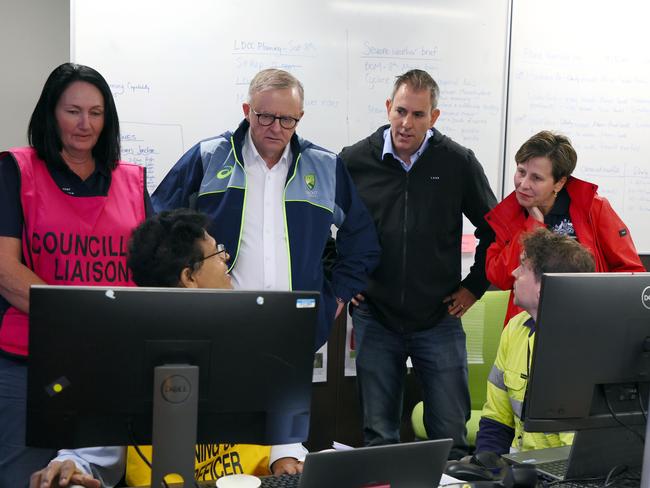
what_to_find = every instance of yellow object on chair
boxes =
[411,290,509,446]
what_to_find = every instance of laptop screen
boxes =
[299,439,452,488]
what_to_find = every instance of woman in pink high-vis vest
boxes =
[0,63,149,486]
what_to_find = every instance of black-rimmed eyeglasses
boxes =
[198,243,227,263]
[251,109,300,129]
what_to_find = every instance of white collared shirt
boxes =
[382,128,433,172]
[230,129,291,291]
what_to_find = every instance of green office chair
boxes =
[411,290,509,446]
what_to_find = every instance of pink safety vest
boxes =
[0,147,146,356]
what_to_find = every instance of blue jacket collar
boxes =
[231,119,307,175]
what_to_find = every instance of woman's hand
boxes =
[0,236,46,313]
[527,206,544,223]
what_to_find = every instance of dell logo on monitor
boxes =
[161,375,191,403]
[642,286,650,310]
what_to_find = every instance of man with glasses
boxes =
[30,209,309,487]
[152,69,380,350]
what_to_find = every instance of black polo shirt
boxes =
[544,187,575,238]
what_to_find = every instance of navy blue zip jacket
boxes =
[152,120,380,348]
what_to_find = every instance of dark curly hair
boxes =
[28,63,121,172]
[127,209,211,287]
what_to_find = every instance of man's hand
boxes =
[30,460,100,488]
[443,286,477,318]
[271,457,304,476]
[336,293,366,316]
[350,293,365,307]
[335,300,345,318]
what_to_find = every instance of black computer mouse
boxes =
[504,463,539,488]
[445,460,495,482]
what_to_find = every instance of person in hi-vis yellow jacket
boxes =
[476,228,595,454]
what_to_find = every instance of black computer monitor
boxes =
[524,272,650,479]
[27,285,317,486]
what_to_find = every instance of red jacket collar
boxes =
[485,176,598,238]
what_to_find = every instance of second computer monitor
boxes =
[525,272,650,477]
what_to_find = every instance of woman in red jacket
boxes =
[485,130,645,324]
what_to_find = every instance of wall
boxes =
[0,0,69,149]
[70,0,510,197]
[3,1,649,250]
[506,0,650,252]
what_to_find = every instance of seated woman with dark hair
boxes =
[30,209,306,488]
[127,208,232,290]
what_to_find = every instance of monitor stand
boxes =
[151,364,199,488]
[640,390,650,486]
[566,426,644,479]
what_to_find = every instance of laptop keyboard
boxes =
[260,473,302,488]
[540,467,641,488]
[549,475,640,488]
[536,459,569,478]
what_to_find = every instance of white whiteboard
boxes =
[507,0,650,252]
[71,0,510,197]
